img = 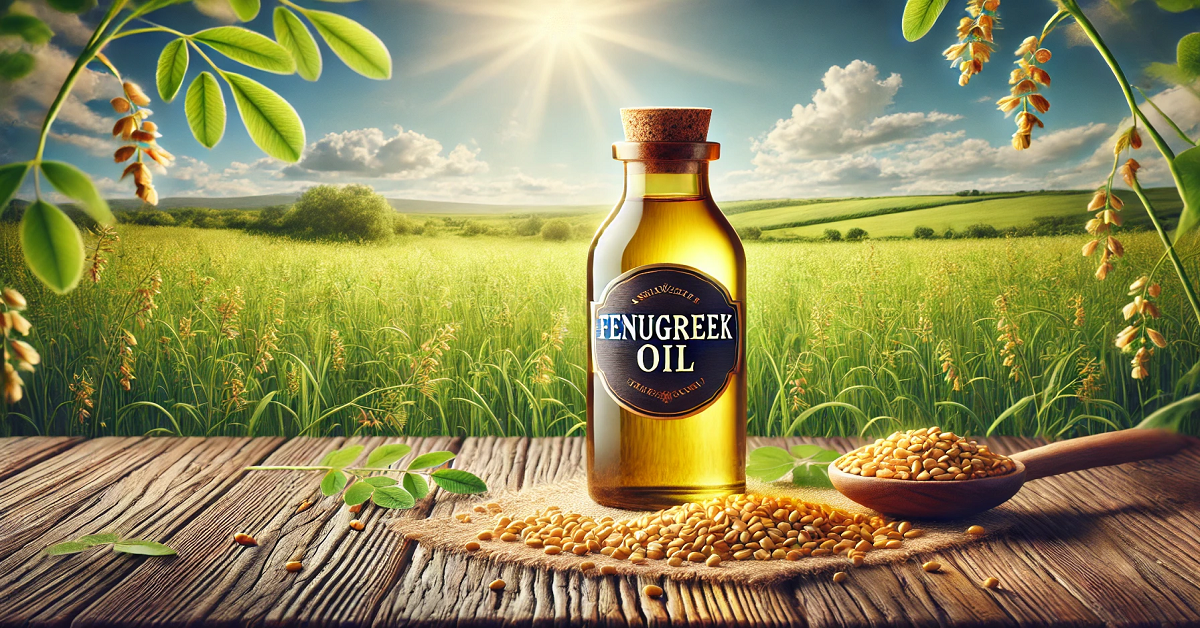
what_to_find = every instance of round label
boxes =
[591,264,743,419]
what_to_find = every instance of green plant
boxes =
[745,444,841,488]
[0,0,392,294]
[846,227,868,241]
[541,219,571,241]
[913,226,936,239]
[823,228,842,241]
[45,532,175,556]
[515,216,545,237]
[899,0,1200,383]
[245,442,487,510]
[284,184,393,241]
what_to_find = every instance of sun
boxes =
[416,0,741,138]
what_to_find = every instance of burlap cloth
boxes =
[391,474,1015,585]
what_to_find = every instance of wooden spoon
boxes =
[827,428,1193,519]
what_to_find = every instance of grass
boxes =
[2,225,1198,439]
[765,188,1185,239]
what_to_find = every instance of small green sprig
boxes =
[45,533,176,557]
[245,443,487,510]
[746,445,841,488]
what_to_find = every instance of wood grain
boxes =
[0,435,1195,627]
[0,436,81,482]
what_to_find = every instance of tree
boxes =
[966,223,999,239]
[913,226,935,239]
[542,219,572,241]
[823,229,842,242]
[284,184,393,242]
[846,227,868,241]
[516,215,544,236]
[737,226,762,241]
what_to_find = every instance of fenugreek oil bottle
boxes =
[587,107,747,509]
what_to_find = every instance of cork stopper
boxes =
[620,108,711,142]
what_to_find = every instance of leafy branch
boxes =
[45,532,176,557]
[245,443,488,510]
[0,0,392,295]
[746,444,841,488]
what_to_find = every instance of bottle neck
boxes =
[624,162,711,200]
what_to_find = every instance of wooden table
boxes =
[0,435,1197,627]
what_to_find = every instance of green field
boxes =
[2,225,1197,439]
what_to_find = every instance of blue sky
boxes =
[2,0,1198,204]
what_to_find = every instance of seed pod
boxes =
[285,560,303,572]
[233,533,257,546]
[114,146,137,163]
[832,571,848,583]
[488,579,506,591]
[2,289,26,309]
[642,585,663,598]
[123,81,152,106]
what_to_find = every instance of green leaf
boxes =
[901,0,950,42]
[156,39,189,102]
[792,463,834,489]
[343,481,375,506]
[274,7,321,81]
[745,446,795,481]
[788,445,827,459]
[1174,145,1200,239]
[0,51,35,80]
[1155,0,1200,12]
[1176,359,1200,398]
[371,485,415,509]
[193,27,295,74]
[44,541,93,555]
[407,451,455,470]
[365,443,411,468]
[20,200,83,294]
[808,449,842,463]
[1180,33,1200,78]
[113,539,176,556]
[229,0,260,22]
[430,468,487,494]
[320,444,364,469]
[362,475,397,487]
[39,161,114,225]
[77,533,119,546]
[223,71,305,162]
[402,472,429,500]
[320,469,347,495]
[0,161,29,211]
[185,71,226,149]
[301,9,391,79]
[986,394,1036,436]
[47,0,97,13]
[0,14,53,45]
[1136,392,1200,431]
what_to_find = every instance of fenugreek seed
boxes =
[643,585,663,598]
[922,561,941,573]
[904,529,924,538]
[885,540,903,549]
[296,500,312,513]
[577,561,594,571]
[897,521,911,534]
[489,579,506,591]
[285,560,303,572]
[349,519,365,531]
[833,571,848,583]
[966,525,986,536]
[982,576,1000,589]
[706,554,721,567]
[477,531,494,541]
[544,546,562,555]
[500,532,518,542]
[786,550,803,561]
[233,533,257,546]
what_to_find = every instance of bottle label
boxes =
[591,264,743,419]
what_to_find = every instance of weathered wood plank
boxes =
[0,437,283,628]
[0,436,81,482]
[73,436,460,628]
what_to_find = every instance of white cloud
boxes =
[724,60,1200,199]
[281,126,488,180]
[751,60,960,163]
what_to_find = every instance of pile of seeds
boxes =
[834,426,1015,481]
[469,493,922,567]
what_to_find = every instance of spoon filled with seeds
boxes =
[828,426,1192,519]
